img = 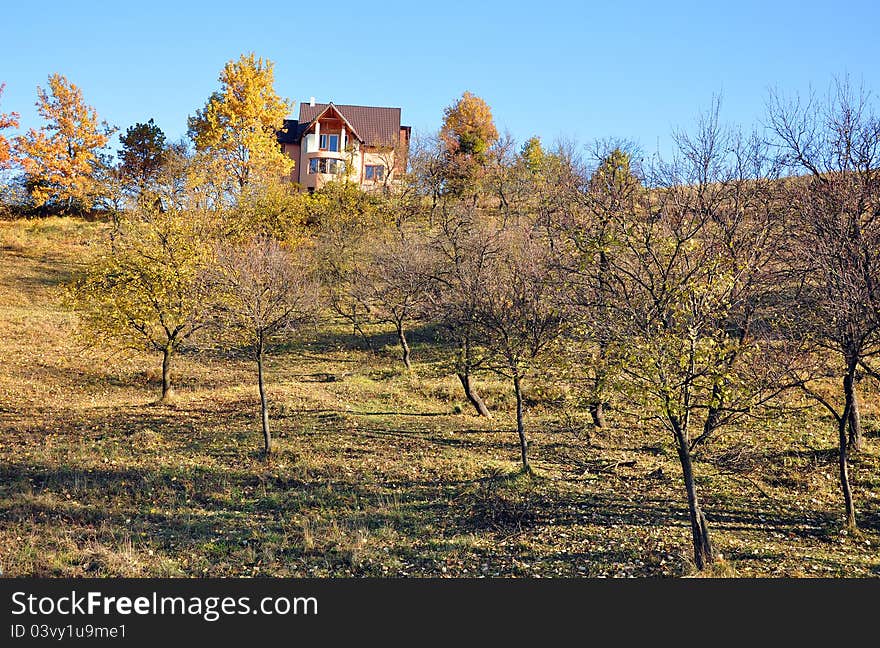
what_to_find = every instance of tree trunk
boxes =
[839,369,857,528]
[457,371,491,417]
[845,374,863,453]
[257,339,272,457]
[703,382,723,439]
[513,374,529,472]
[352,312,374,352]
[160,345,175,401]
[673,424,715,570]
[589,402,607,429]
[396,324,412,370]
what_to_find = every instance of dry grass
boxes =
[1,216,879,578]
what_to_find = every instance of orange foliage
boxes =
[440,91,499,158]
[0,83,20,169]
[14,74,114,208]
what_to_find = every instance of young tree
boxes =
[188,53,293,198]
[474,223,569,471]
[152,139,216,214]
[227,177,308,242]
[520,136,545,175]
[428,202,499,417]
[91,151,127,224]
[67,207,213,401]
[407,132,447,218]
[529,138,588,234]
[311,183,388,350]
[0,83,19,170]
[769,79,880,527]
[118,119,167,203]
[602,114,789,569]
[356,227,433,370]
[557,144,641,429]
[370,134,412,194]
[208,236,319,456]
[14,74,115,213]
[483,132,533,218]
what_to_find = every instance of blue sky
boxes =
[2,0,879,159]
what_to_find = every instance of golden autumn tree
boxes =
[440,91,499,159]
[520,136,545,175]
[67,206,214,402]
[439,91,499,196]
[188,53,293,199]
[14,74,115,212]
[0,83,19,170]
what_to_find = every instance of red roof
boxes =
[298,102,404,147]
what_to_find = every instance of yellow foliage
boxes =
[188,53,293,196]
[227,178,309,243]
[66,208,213,355]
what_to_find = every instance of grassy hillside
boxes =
[1,217,879,577]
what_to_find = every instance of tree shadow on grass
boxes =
[355,410,450,417]
[0,252,77,291]
[2,453,871,577]
[300,321,453,365]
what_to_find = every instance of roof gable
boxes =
[298,102,403,147]
[304,103,363,142]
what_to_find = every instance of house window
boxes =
[365,165,385,181]
[308,158,346,175]
[319,133,340,152]
[326,158,344,175]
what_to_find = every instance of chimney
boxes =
[309,96,315,107]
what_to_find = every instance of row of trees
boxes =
[403,83,877,569]
[0,54,295,216]
[5,55,878,571]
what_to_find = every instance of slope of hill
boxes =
[1,217,879,577]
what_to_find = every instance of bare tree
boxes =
[473,223,569,471]
[600,103,791,569]
[407,131,446,220]
[152,139,225,215]
[371,131,412,194]
[312,185,386,351]
[208,236,320,456]
[355,227,433,370]
[427,201,499,417]
[482,131,533,218]
[768,78,880,527]
[529,138,588,235]
[555,141,642,429]
[672,104,789,448]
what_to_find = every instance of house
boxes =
[278,98,411,191]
